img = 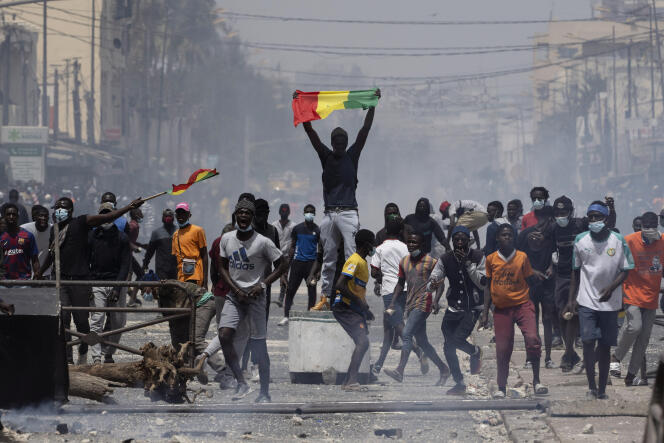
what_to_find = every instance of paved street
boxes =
[1,284,658,442]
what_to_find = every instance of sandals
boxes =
[534,383,549,395]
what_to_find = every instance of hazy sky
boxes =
[217,0,594,88]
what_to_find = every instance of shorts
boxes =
[578,305,618,346]
[218,293,267,340]
[382,291,406,328]
[530,282,555,310]
[332,304,368,341]
[554,276,571,316]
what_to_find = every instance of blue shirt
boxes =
[114,216,128,232]
[291,222,320,261]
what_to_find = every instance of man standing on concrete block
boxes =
[301,89,380,310]
[218,200,288,403]
[332,228,376,391]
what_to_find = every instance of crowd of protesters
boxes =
[1,92,663,403]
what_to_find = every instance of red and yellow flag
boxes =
[292,89,379,126]
[169,169,219,195]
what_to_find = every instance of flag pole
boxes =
[141,191,168,202]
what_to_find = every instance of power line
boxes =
[218,11,607,26]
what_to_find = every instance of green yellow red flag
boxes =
[292,89,379,126]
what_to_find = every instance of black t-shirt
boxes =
[402,214,444,254]
[319,146,360,208]
[553,218,587,278]
[517,226,554,288]
[50,214,92,277]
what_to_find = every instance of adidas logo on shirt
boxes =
[229,247,255,270]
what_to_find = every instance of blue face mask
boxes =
[54,208,69,222]
[176,220,190,229]
[367,247,376,257]
[533,199,546,210]
[555,217,569,228]
[234,222,253,233]
[304,213,315,223]
[588,221,605,233]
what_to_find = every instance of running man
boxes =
[429,226,485,395]
[565,201,634,400]
[384,233,451,386]
[300,89,380,306]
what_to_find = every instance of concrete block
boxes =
[288,311,370,384]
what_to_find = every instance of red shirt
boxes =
[521,211,538,230]
[209,236,230,298]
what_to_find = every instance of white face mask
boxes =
[304,213,315,223]
[533,199,546,210]
[555,217,570,228]
[642,228,660,241]
[410,249,421,257]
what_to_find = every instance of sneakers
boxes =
[435,369,450,387]
[609,361,621,378]
[77,353,88,366]
[384,368,404,383]
[446,383,466,396]
[103,354,115,364]
[492,390,506,399]
[93,358,102,366]
[391,336,402,350]
[551,336,564,349]
[277,317,289,327]
[572,361,585,374]
[534,383,549,395]
[420,355,430,375]
[545,359,557,369]
[311,297,329,311]
[561,353,580,373]
[586,389,598,400]
[597,392,609,400]
[523,360,532,369]
[470,347,482,375]
[255,393,272,403]
[575,337,583,349]
[632,376,648,386]
[232,382,252,400]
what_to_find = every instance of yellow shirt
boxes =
[335,252,368,309]
[171,224,207,285]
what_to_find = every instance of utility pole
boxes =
[64,58,70,134]
[89,0,95,145]
[41,0,47,128]
[612,26,618,175]
[653,0,664,112]
[72,60,81,143]
[650,4,655,118]
[53,67,58,140]
[155,9,169,164]
[21,42,28,125]
[2,27,10,125]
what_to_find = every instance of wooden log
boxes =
[68,371,124,402]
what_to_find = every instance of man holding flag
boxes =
[294,88,380,308]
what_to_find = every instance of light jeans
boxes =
[614,304,656,375]
[194,296,226,373]
[89,286,127,361]
[320,209,360,297]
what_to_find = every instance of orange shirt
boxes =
[623,232,664,310]
[171,224,207,285]
[486,249,533,309]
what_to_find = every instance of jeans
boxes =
[397,309,447,374]
[442,308,479,384]
[614,304,656,375]
[89,286,127,361]
[320,209,360,298]
[194,297,226,372]
[494,301,541,389]
[284,260,316,317]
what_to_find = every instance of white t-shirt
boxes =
[272,219,295,255]
[21,221,50,268]
[371,238,408,296]
[219,231,282,292]
[573,230,635,311]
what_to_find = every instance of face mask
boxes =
[101,222,114,230]
[533,199,546,210]
[163,216,174,224]
[410,249,421,257]
[386,213,399,221]
[367,247,376,257]
[177,220,191,229]
[642,228,660,241]
[234,222,253,233]
[555,217,570,228]
[588,221,605,233]
[54,208,69,222]
[304,213,315,223]
[136,218,143,224]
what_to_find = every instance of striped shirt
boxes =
[399,253,437,313]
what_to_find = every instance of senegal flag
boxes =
[169,168,219,195]
[292,89,379,126]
